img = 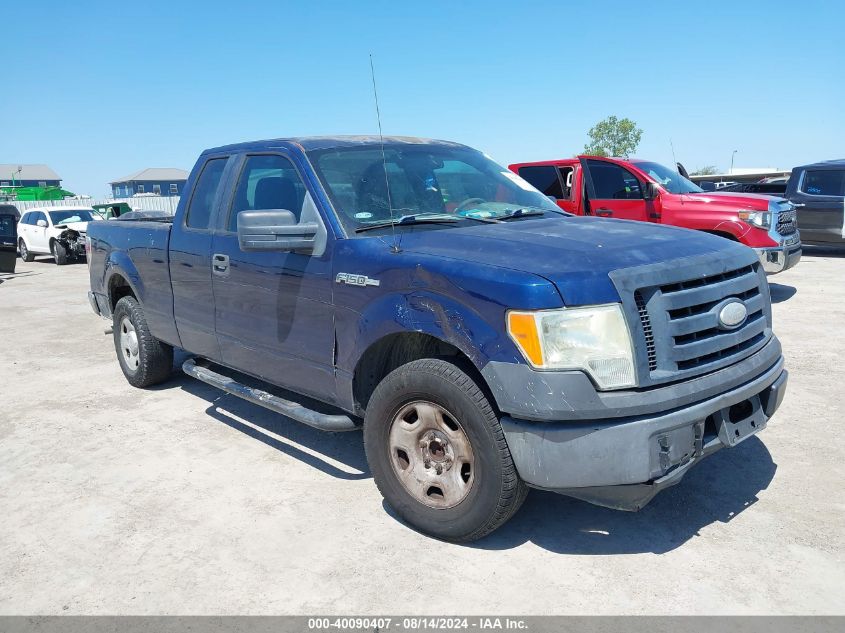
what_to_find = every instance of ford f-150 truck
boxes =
[510,156,802,274]
[87,136,788,542]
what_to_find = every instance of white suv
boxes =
[17,206,99,265]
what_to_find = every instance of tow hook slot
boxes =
[714,396,766,448]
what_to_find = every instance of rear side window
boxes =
[228,154,308,232]
[0,215,14,236]
[587,161,643,200]
[185,158,227,229]
[801,170,845,196]
[518,165,564,199]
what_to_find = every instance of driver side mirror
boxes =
[36,219,48,227]
[643,182,660,201]
[237,209,318,253]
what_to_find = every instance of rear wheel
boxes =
[19,239,34,262]
[364,358,528,542]
[51,240,68,265]
[113,296,173,387]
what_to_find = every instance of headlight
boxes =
[506,304,636,389]
[738,210,771,229]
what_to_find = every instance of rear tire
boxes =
[364,358,528,542]
[19,239,34,262]
[113,296,173,388]
[51,240,68,265]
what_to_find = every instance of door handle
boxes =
[596,208,613,217]
[212,253,230,275]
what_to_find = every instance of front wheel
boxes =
[364,358,528,542]
[51,240,68,265]
[19,239,34,262]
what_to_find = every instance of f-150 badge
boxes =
[335,272,380,287]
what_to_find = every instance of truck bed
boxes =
[87,219,178,345]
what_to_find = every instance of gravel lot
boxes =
[1,249,843,615]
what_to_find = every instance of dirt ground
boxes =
[0,248,843,615]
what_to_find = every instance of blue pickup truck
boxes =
[87,136,788,542]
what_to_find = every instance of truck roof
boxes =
[793,158,845,171]
[202,135,470,155]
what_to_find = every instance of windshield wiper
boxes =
[497,208,547,220]
[355,214,460,233]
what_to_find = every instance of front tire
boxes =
[364,358,528,542]
[113,296,173,387]
[51,240,68,265]
[19,239,34,262]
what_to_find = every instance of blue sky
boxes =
[3,0,843,196]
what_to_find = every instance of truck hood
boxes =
[397,215,741,305]
[682,191,784,210]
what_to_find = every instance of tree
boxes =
[690,165,719,176]
[583,116,643,158]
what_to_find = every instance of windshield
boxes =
[49,209,95,224]
[307,143,562,234]
[634,161,704,194]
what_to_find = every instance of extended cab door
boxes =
[514,164,578,213]
[210,152,336,401]
[790,167,845,244]
[579,158,649,222]
[169,155,230,360]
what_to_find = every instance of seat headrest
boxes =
[254,176,298,213]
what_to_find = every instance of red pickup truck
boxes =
[509,156,802,274]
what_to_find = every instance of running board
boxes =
[182,358,358,432]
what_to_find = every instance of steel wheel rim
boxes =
[119,316,140,372]
[387,400,475,509]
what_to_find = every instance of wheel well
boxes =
[701,229,739,241]
[108,274,136,309]
[352,332,490,414]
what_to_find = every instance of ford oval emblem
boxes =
[718,300,748,329]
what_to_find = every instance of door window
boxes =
[20,213,31,225]
[185,158,227,230]
[228,154,308,232]
[0,215,14,237]
[801,170,845,196]
[517,165,564,199]
[587,161,643,199]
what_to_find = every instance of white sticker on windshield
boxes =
[354,212,374,220]
[501,170,536,192]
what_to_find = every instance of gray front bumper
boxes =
[500,358,787,511]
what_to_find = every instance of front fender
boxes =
[354,289,513,370]
[334,288,527,414]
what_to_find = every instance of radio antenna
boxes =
[670,138,683,204]
[369,54,400,253]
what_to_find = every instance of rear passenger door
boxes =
[169,156,230,360]
[579,158,649,222]
[791,168,845,244]
[210,152,337,402]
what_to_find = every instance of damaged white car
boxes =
[17,207,99,265]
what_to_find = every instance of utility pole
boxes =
[730,150,738,175]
